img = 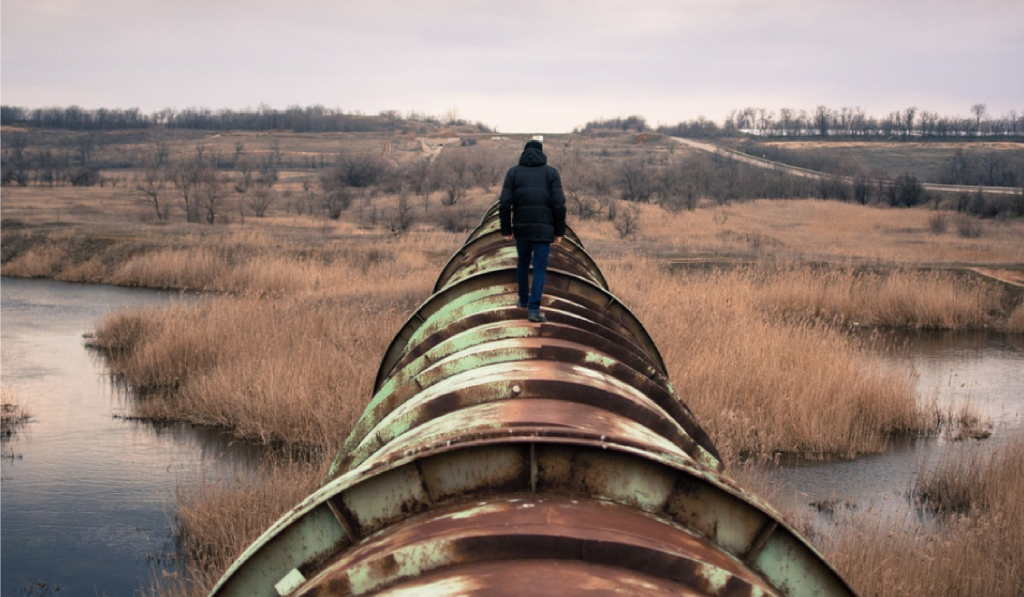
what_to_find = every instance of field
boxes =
[3,129,1024,596]
[732,138,1024,185]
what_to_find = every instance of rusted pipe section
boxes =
[208,204,857,597]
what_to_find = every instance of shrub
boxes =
[956,215,983,238]
[68,166,101,186]
[433,205,475,232]
[928,211,950,234]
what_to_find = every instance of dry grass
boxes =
[0,241,71,279]
[4,170,1022,596]
[749,265,1001,330]
[94,291,423,455]
[604,259,935,462]
[149,457,324,597]
[4,221,462,295]
[87,226,456,454]
[914,437,1021,515]
[1,387,31,436]
[73,196,1016,463]
[820,435,1024,597]
[606,198,1024,266]
[93,251,977,463]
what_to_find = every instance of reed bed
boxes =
[20,197,1015,595]
[820,435,1024,597]
[4,227,457,296]
[605,259,934,461]
[91,250,969,462]
[749,265,1002,330]
[913,436,1022,515]
[150,457,325,597]
[0,241,71,279]
[90,246,1001,462]
[88,230,460,455]
[95,291,422,454]
[1,387,31,436]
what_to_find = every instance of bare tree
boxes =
[245,186,276,218]
[134,161,169,220]
[444,108,462,126]
[170,157,204,223]
[654,166,696,212]
[389,190,415,236]
[75,133,97,165]
[405,159,438,212]
[270,139,283,165]
[613,203,641,239]
[971,103,988,133]
[468,150,504,192]
[618,159,653,203]
[235,158,255,194]
[152,137,170,166]
[322,186,352,219]
[198,168,232,224]
[298,180,320,216]
[437,152,471,205]
[814,105,832,136]
[901,106,917,140]
[330,151,386,187]
[556,150,601,220]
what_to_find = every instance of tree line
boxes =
[0,104,493,134]
[580,104,1024,139]
[6,103,1021,139]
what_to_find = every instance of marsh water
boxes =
[2,277,1022,595]
[770,329,1024,525]
[1,278,263,596]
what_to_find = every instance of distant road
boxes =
[670,137,1023,196]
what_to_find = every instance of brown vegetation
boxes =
[606,260,943,461]
[3,130,1022,597]
[153,458,325,595]
[1,387,31,437]
[820,435,1024,597]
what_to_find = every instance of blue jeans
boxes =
[515,239,551,311]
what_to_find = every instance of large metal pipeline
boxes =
[208,204,857,597]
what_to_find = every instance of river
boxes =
[1,277,1021,595]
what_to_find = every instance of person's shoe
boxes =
[517,299,528,308]
[527,310,547,323]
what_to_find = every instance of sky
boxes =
[2,0,1022,133]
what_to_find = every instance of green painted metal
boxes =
[207,202,858,597]
[433,231,606,293]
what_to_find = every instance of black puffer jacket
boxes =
[498,147,567,242]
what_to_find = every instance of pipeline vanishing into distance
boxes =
[208,203,857,597]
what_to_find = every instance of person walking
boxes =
[499,139,567,323]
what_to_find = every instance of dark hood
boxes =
[519,147,547,167]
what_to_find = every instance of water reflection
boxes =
[770,328,1024,526]
[1,278,263,597]
[901,329,1024,426]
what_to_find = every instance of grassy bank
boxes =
[820,435,1024,597]
[90,248,997,461]
[94,294,410,455]
[154,458,324,596]
[606,260,943,460]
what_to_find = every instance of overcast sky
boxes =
[2,0,1022,133]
